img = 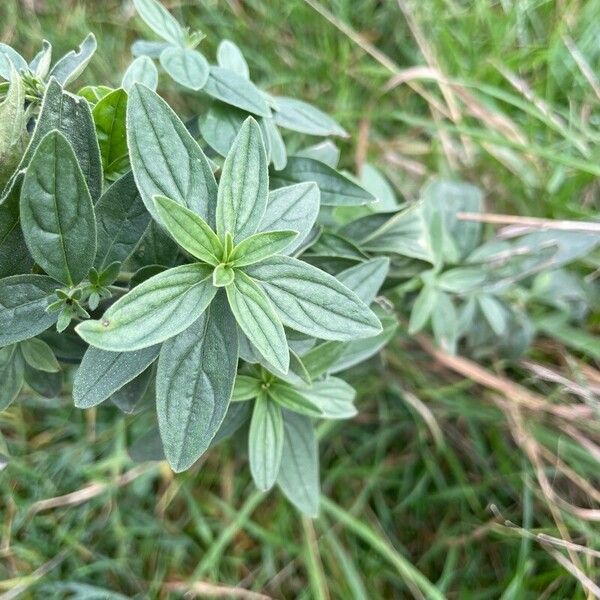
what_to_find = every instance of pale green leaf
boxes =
[230,230,298,267]
[269,382,322,417]
[0,66,26,190]
[478,294,508,336]
[274,96,348,137]
[20,338,60,373]
[0,44,27,80]
[212,264,235,287]
[232,374,262,401]
[263,117,287,170]
[133,0,186,46]
[431,291,458,354]
[297,377,357,419]
[122,56,158,92]
[336,257,390,305]
[216,40,249,79]
[159,47,209,91]
[49,33,97,86]
[408,284,438,334]
[0,345,24,410]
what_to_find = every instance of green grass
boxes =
[1,0,600,597]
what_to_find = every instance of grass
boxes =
[1,0,600,597]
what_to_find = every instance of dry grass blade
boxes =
[457,212,600,232]
[164,581,272,599]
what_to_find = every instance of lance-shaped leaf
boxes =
[0,345,24,410]
[157,293,238,472]
[76,263,216,351]
[20,130,97,286]
[29,40,52,79]
[110,365,154,414]
[431,292,458,354]
[160,47,209,91]
[204,67,271,118]
[274,97,348,137]
[226,270,289,373]
[217,117,268,242]
[49,33,97,86]
[297,377,357,419]
[229,230,298,267]
[127,84,218,225]
[122,56,158,92]
[277,411,319,517]
[263,117,287,170]
[73,344,160,408]
[245,256,382,341]
[0,181,32,277]
[92,88,128,177]
[20,338,60,373]
[232,374,262,401]
[0,44,27,80]
[217,40,249,79]
[0,275,58,346]
[336,258,389,305]
[271,157,374,206]
[131,39,170,59]
[133,0,186,46]
[478,294,508,336]
[257,183,319,255]
[269,382,322,417]
[94,171,151,270]
[249,394,284,491]
[154,195,223,265]
[408,284,438,334]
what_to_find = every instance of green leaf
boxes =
[92,88,128,178]
[226,270,289,373]
[0,275,59,346]
[0,44,27,80]
[274,97,348,137]
[216,117,268,243]
[110,366,154,414]
[122,56,158,92]
[204,67,271,118]
[271,157,374,206]
[127,84,218,225]
[360,163,398,211]
[29,40,53,79]
[478,294,508,336]
[159,47,209,90]
[0,181,33,277]
[78,85,113,107]
[302,341,347,379]
[277,411,319,517]
[212,264,235,287]
[0,345,24,410]
[336,258,389,305]
[130,221,178,269]
[249,394,284,491]
[24,363,62,398]
[297,377,357,419]
[73,344,160,408]
[257,183,319,255]
[157,292,238,472]
[20,338,60,373]
[230,230,298,267]
[76,264,216,351]
[133,0,186,46]
[199,103,247,157]
[49,33,97,86]
[431,292,458,354]
[436,267,487,294]
[269,382,322,417]
[20,130,97,286]
[131,39,170,59]
[232,374,261,401]
[263,117,287,170]
[94,171,151,270]
[216,40,249,79]
[296,140,340,167]
[245,256,382,341]
[154,195,223,265]
[408,284,438,334]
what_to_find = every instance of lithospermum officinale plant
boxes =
[0,0,397,516]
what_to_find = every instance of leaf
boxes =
[29,40,52,79]
[336,258,390,305]
[408,285,438,334]
[360,163,398,212]
[127,84,218,225]
[271,157,374,206]
[122,56,158,92]
[478,294,508,336]
[24,363,62,398]
[159,47,209,91]
[216,117,268,242]
[157,292,238,471]
[263,117,287,170]
[225,270,289,373]
[245,256,382,341]
[133,0,186,46]
[92,88,128,178]
[249,394,284,491]
[436,267,487,294]
[211,401,252,446]
[76,264,216,351]
[49,33,97,86]
[269,382,322,417]
[203,67,271,118]
[0,275,59,346]
[274,97,348,137]
[111,366,154,413]
[78,85,113,106]
[212,264,235,287]
[0,44,27,80]
[302,341,347,379]
[94,171,151,270]
[73,344,160,408]
[257,183,319,255]
[0,180,33,277]
[310,231,367,261]
[230,230,298,267]
[277,411,319,517]
[130,221,178,269]
[0,345,24,410]
[154,195,223,265]
[216,40,249,79]
[232,374,261,401]
[131,39,171,59]
[20,338,60,373]
[431,292,458,354]
[20,130,97,286]
[297,377,357,419]
[296,140,340,168]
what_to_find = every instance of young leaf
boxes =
[159,47,209,90]
[216,40,249,79]
[0,275,58,346]
[203,67,271,118]
[20,130,97,286]
[73,344,160,408]
[92,88,128,178]
[244,256,382,341]
[225,270,289,373]
[212,264,235,287]
[0,44,27,80]
[157,292,238,472]
[217,117,268,242]
[0,345,24,410]
[133,0,186,46]
[336,258,390,305]
[127,84,218,225]
[297,377,357,419]
[229,230,298,267]
[76,264,216,351]
[122,56,158,92]
[408,284,438,334]
[257,183,319,255]
[232,374,261,401]
[49,33,97,86]
[274,97,348,137]
[269,382,323,417]
[20,338,60,373]
[271,157,375,206]
[277,411,319,517]
[29,40,52,78]
[249,394,284,491]
[154,195,223,265]
[94,171,151,270]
